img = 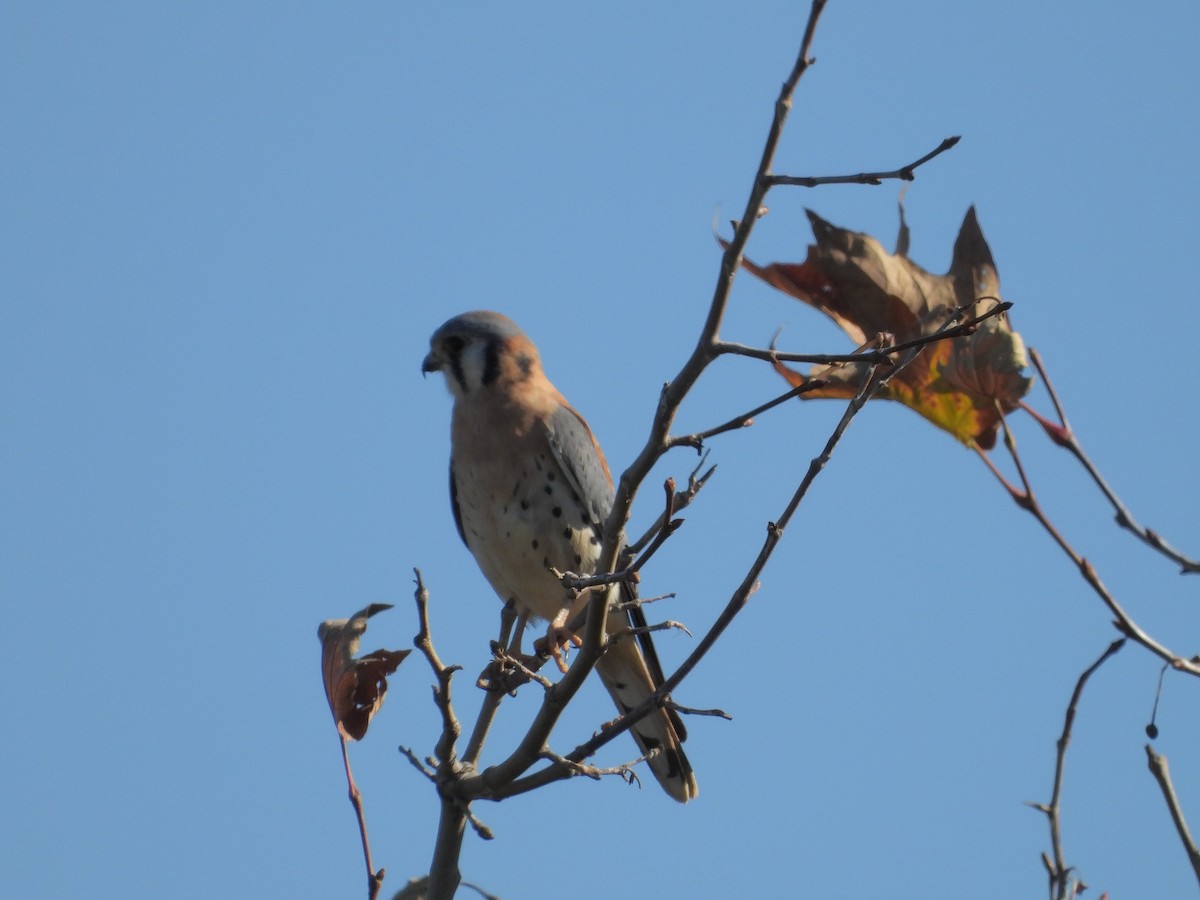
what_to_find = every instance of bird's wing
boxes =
[545,402,685,738]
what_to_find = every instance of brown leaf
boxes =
[318,603,410,741]
[743,206,1032,448]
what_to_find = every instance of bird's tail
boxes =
[594,636,698,803]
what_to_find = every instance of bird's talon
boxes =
[536,625,582,673]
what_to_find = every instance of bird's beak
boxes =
[421,352,441,378]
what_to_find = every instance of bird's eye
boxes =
[443,335,466,354]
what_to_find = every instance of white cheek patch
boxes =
[449,341,490,396]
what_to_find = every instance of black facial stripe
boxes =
[481,339,500,386]
[448,351,468,394]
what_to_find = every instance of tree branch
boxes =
[462,603,520,768]
[627,455,716,555]
[978,417,1200,676]
[412,569,464,766]
[713,299,1012,366]
[666,380,828,450]
[1021,347,1200,574]
[599,0,831,571]
[412,571,473,900]
[764,135,961,187]
[1145,745,1200,888]
[1029,638,1124,900]
[339,734,385,900]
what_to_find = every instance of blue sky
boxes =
[3,2,1198,898]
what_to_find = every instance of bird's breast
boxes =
[452,441,603,623]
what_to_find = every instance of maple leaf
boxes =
[318,603,410,741]
[742,206,1032,448]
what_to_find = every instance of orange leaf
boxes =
[318,604,410,742]
[747,206,1032,448]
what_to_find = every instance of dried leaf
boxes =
[318,603,410,741]
[742,206,1032,448]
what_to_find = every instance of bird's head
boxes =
[422,310,541,400]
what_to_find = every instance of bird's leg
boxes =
[496,599,519,650]
[507,609,530,656]
[478,603,529,692]
[537,599,584,674]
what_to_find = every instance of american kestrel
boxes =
[422,310,697,802]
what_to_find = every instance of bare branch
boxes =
[615,591,677,611]
[765,135,961,187]
[623,478,685,579]
[979,419,1200,676]
[538,748,653,788]
[339,734,386,900]
[1145,745,1200,887]
[599,0,832,570]
[398,745,437,782]
[610,619,693,642]
[553,478,685,592]
[1022,347,1200,574]
[490,650,555,691]
[412,571,475,900]
[463,603,521,767]
[667,380,828,451]
[627,458,717,555]
[412,569,464,762]
[462,807,494,841]
[1030,639,1125,900]
[713,299,1013,366]
[668,701,733,721]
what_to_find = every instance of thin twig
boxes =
[462,806,494,841]
[463,604,520,767]
[627,457,716,555]
[413,569,464,762]
[713,300,1012,366]
[668,701,733,721]
[611,619,693,642]
[1022,347,1199,574]
[340,734,385,900]
[538,748,652,787]
[491,650,555,691]
[1145,745,1200,887]
[615,591,677,611]
[667,381,828,450]
[1030,639,1124,900]
[553,479,685,593]
[398,745,437,781]
[600,0,832,573]
[626,479,684,578]
[979,418,1200,677]
[765,135,961,187]
[412,570,471,900]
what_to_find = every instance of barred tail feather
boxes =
[595,638,698,803]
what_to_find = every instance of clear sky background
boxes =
[3,2,1198,898]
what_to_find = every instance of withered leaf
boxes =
[318,603,410,742]
[743,206,1032,448]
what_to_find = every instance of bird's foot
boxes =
[533,623,583,674]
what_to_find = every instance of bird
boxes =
[422,310,698,802]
